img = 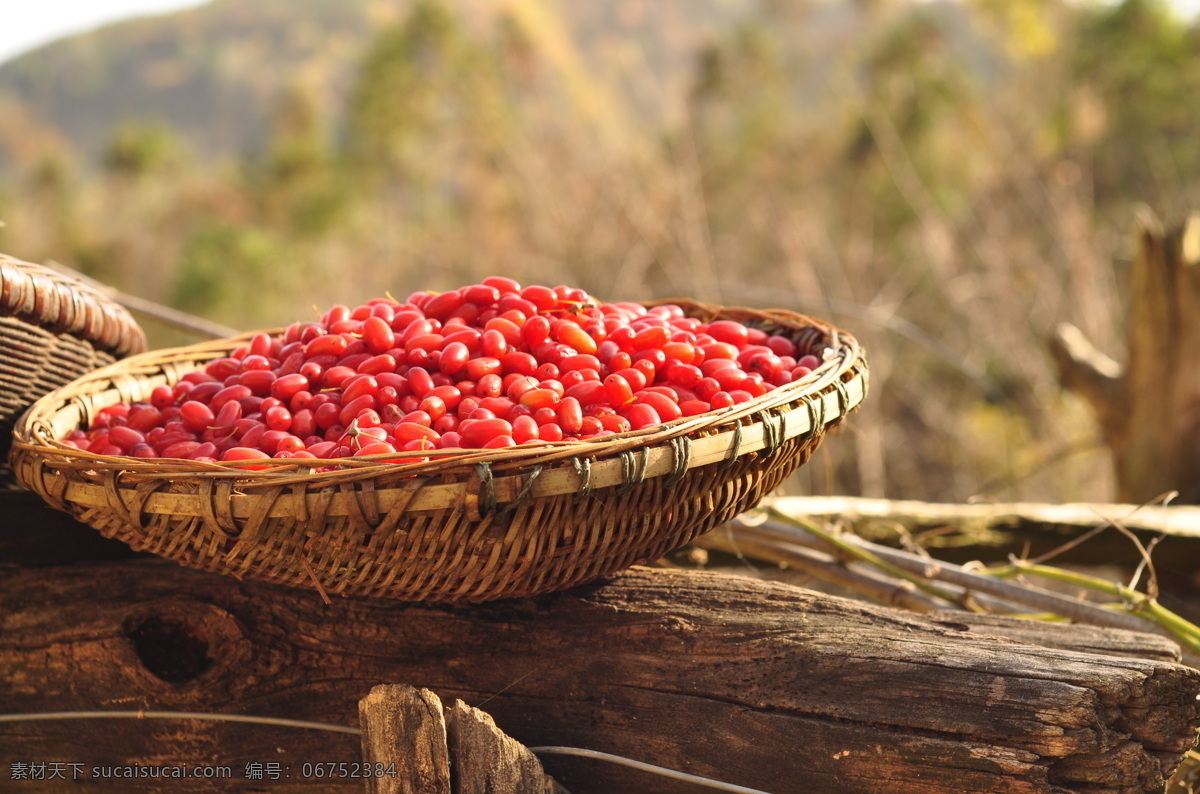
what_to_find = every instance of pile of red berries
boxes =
[65,278,821,464]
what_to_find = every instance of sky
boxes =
[2,0,1200,67]
[0,0,209,66]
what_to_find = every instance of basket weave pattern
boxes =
[0,254,146,483]
[11,302,866,602]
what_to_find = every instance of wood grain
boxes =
[359,685,450,794]
[443,697,561,794]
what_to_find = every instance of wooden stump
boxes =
[359,685,451,794]
[1051,208,1200,503]
[358,684,561,794]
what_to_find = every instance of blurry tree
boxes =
[103,122,184,177]
[23,153,86,269]
[846,8,981,231]
[1072,0,1200,217]
[252,82,349,237]
[690,22,789,181]
[344,0,467,187]
[171,221,284,324]
[0,98,73,175]
[969,0,1061,59]
[682,11,813,304]
[265,84,326,188]
[339,0,531,289]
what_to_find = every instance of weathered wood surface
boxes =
[922,611,1185,661]
[1051,209,1200,504]
[444,700,562,794]
[358,684,560,794]
[4,547,1200,793]
[359,685,451,794]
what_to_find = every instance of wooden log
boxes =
[1050,208,1200,504]
[2,556,1199,793]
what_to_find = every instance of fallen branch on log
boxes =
[701,510,1200,665]
[765,495,1200,538]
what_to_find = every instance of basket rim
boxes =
[11,301,867,520]
[0,253,146,358]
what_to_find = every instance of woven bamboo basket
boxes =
[11,301,867,602]
[0,254,146,485]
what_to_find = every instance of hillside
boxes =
[0,0,756,170]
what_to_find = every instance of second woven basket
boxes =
[0,254,146,485]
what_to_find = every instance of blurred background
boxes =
[1,0,1197,505]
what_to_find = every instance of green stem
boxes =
[763,507,976,610]
[988,562,1200,656]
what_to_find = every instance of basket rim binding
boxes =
[0,253,147,358]
[10,301,867,524]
